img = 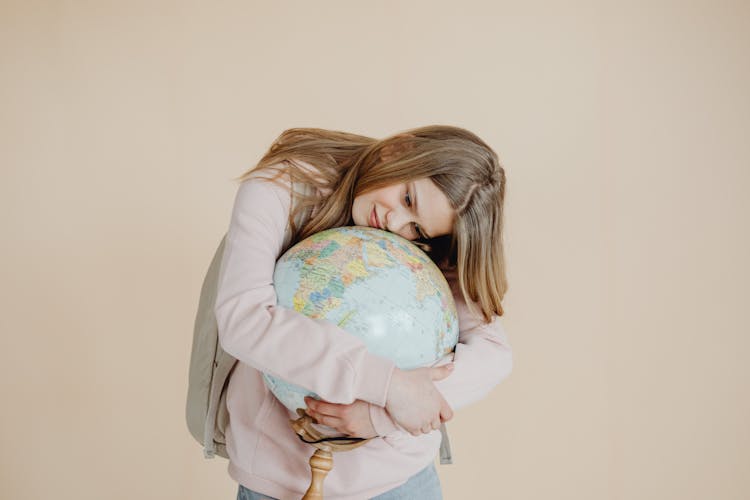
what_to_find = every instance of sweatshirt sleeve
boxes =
[432,268,513,409]
[214,175,395,406]
[368,268,513,436]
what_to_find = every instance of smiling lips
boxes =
[370,206,382,230]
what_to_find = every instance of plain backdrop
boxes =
[1,1,748,499]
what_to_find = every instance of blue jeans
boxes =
[236,463,442,499]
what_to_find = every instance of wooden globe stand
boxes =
[290,409,372,500]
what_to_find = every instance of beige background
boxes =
[1,1,748,499]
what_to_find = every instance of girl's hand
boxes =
[304,397,378,439]
[385,364,454,436]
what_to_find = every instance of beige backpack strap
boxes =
[439,423,453,464]
[204,350,236,458]
[186,233,237,459]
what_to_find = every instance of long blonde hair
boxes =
[236,126,508,321]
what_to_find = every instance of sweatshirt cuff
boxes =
[352,353,395,407]
[368,404,402,437]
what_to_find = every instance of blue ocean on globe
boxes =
[263,226,459,414]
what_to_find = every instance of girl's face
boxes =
[352,178,455,241]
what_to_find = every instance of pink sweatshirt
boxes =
[214,163,513,500]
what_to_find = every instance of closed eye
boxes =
[413,223,426,240]
[405,187,427,240]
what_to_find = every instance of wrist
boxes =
[385,367,404,405]
[368,404,402,437]
[355,354,396,406]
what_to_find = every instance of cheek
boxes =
[351,196,366,225]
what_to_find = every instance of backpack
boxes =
[186,175,310,459]
[185,233,235,458]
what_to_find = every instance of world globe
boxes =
[264,226,459,414]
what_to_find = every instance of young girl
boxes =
[214,126,513,499]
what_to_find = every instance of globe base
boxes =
[289,409,372,499]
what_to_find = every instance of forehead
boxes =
[413,178,455,237]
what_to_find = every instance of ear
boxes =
[379,133,417,163]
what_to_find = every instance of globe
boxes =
[264,226,459,414]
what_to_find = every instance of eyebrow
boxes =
[412,181,432,239]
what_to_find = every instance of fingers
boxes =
[304,398,340,426]
[406,423,440,436]
[385,367,455,436]
[429,363,455,381]
[305,402,376,438]
[306,410,343,430]
[419,419,442,435]
[305,397,347,417]
[439,399,454,422]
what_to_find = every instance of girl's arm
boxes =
[368,269,513,437]
[310,270,513,438]
[369,329,512,437]
[214,175,395,407]
[432,267,514,409]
